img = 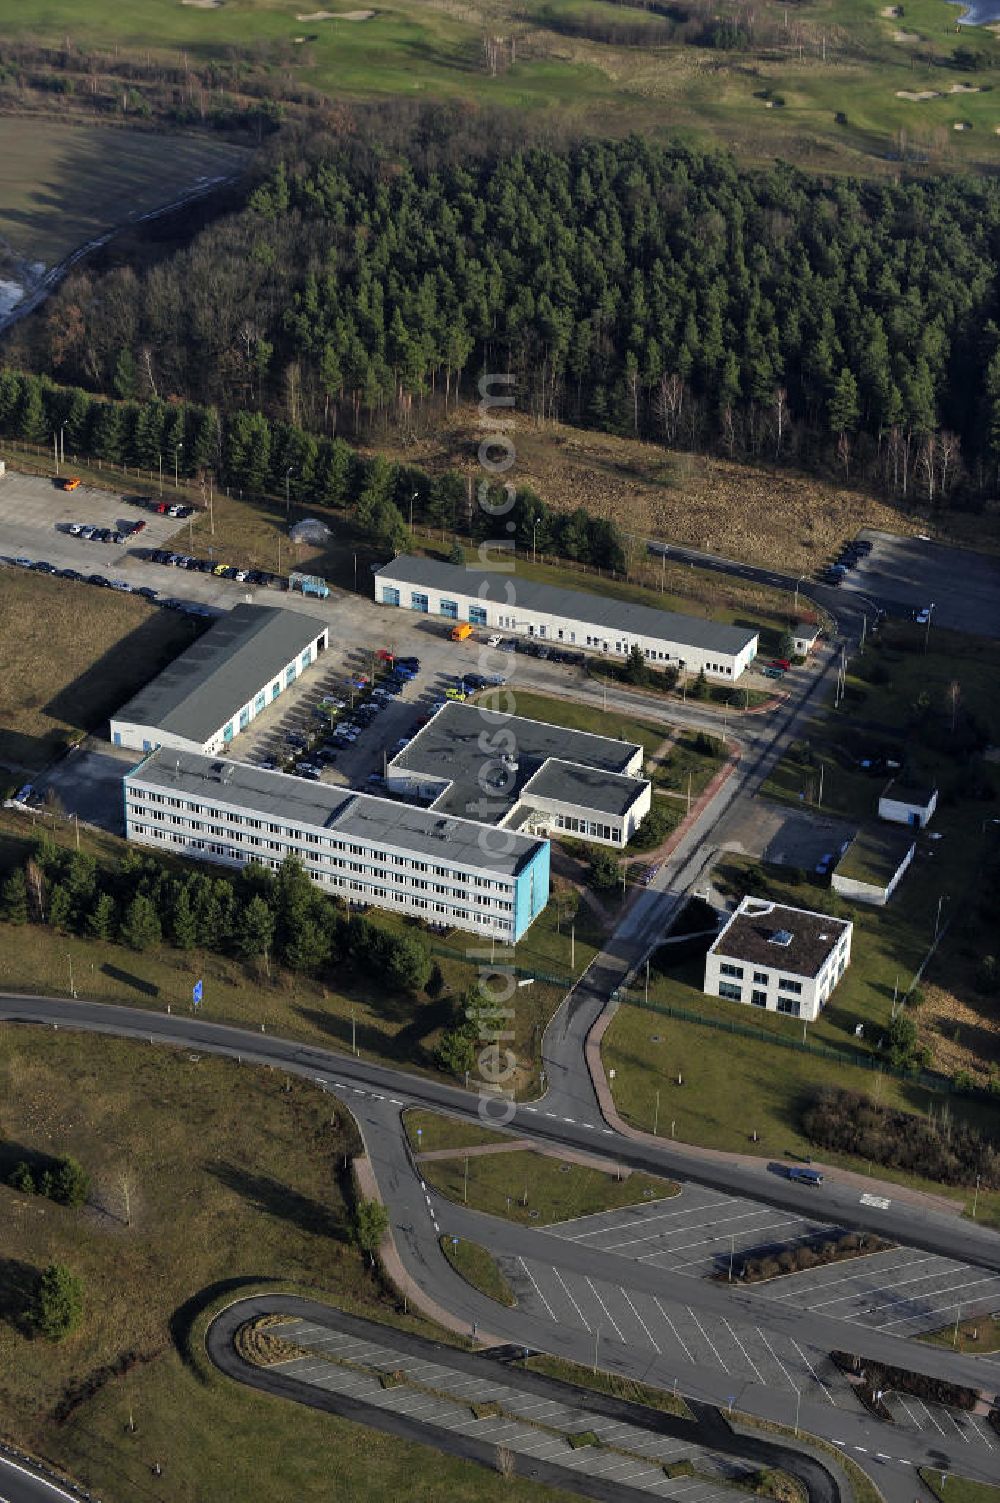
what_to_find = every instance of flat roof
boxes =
[711,897,850,979]
[112,604,328,746]
[377,555,758,657]
[520,759,648,817]
[835,826,915,886]
[880,780,937,808]
[125,749,544,877]
[388,701,644,822]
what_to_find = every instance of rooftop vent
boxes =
[768,929,793,947]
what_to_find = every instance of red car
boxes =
[129,519,147,534]
[770,657,791,671]
[155,501,169,514]
[376,648,395,662]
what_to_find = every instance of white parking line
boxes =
[553,1267,592,1332]
[789,1339,835,1404]
[686,1307,730,1372]
[654,1295,694,1361]
[518,1258,559,1323]
[621,1288,661,1353]
[754,1328,800,1393]
[912,1396,946,1436]
[722,1318,764,1384]
[586,1277,625,1341]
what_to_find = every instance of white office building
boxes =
[384,701,651,847]
[374,556,759,681]
[110,604,329,756]
[704,896,853,1022]
[123,749,550,942]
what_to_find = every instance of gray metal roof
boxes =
[112,604,328,746]
[125,749,543,877]
[520,759,648,817]
[389,701,642,822]
[376,555,758,656]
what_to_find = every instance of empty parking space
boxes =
[843,530,1000,640]
[504,1257,852,1409]
[271,1318,758,1501]
[0,469,185,572]
[755,1246,1000,1341]
[546,1183,840,1279]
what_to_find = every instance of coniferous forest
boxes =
[12,131,1000,507]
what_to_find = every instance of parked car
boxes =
[62,476,81,491]
[135,586,159,601]
[487,634,502,648]
[58,569,83,581]
[87,574,109,588]
[31,561,56,573]
[770,658,791,671]
[762,667,784,680]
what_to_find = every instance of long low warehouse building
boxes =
[385,701,651,846]
[110,604,329,756]
[124,749,550,942]
[374,555,759,679]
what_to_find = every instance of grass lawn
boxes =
[603,1003,1000,1226]
[0,570,202,774]
[441,1235,516,1308]
[921,1472,1000,1503]
[418,1146,676,1226]
[0,1030,577,1503]
[523,1353,693,1420]
[919,1315,1000,1355]
[404,1110,513,1154]
[0,118,247,267]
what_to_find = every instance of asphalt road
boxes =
[206,1297,844,1503]
[0,1449,82,1503]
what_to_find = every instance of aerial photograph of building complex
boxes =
[1,2,1000,1501]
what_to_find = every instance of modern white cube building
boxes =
[704,896,853,1022]
[124,750,550,942]
[110,604,329,756]
[384,701,651,847]
[374,556,759,681]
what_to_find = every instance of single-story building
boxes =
[704,896,853,1022]
[110,603,329,756]
[832,827,916,907]
[878,779,938,829]
[374,555,759,681]
[384,701,651,847]
[792,623,821,657]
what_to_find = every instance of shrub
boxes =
[28,1263,84,1341]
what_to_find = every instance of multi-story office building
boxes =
[704,896,852,1022]
[123,750,550,941]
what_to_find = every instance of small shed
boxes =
[792,623,821,657]
[832,827,916,907]
[878,779,938,829]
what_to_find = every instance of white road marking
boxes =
[553,1267,592,1332]
[722,1318,764,1383]
[586,1277,625,1342]
[518,1259,558,1322]
[754,1327,800,1393]
[790,1339,835,1404]
[654,1296,694,1361]
[686,1307,729,1372]
[621,1288,661,1353]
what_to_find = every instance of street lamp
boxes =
[158,453,163,496]
[933,892,950,943]
[532,516,540,564]
[410,490,418,531]
[794,574,806,614]
[174,442,183,489]
[285,467,293,517]
[923,602,936,655]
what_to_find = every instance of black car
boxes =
[160,596,185,610]
[396,657,420,671]
[57,568,83,581]
[31,561,56,573]
[87,573,109,587]
[136,586,159,601]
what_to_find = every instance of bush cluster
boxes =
[803,1086,999,1188]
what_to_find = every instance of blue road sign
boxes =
[193,979,203,1007]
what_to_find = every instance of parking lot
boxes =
[0,469,188,576]
[837,529,1000,640]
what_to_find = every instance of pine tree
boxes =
[28,1263,84,1341]
[86,891,117,941]
[120,894,161,952]
[1,868,28,925]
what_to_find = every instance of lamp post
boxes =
[158,453,163,496]
[174,442,183,489]
[285,467,293,517]
[933,892,950,943]
[924,602,936,654]
[410,490,418,531]
[972,1175,981,1219]
[65,953,77,999]
[532,516,539,564]
[794,574,806,613]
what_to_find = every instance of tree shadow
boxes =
[296,994,454,1068]
[0,1256,38,1334]
[205,1161,347,1244]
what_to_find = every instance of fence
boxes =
[617,988,996,1103]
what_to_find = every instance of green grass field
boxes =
[0,570,201,773]
[441,1234,516,1307]
[921,1471,1000,1503]
[0,118,246,267]
[417,1145,676,1225]
[1,0,999,172]
[0,1027,576,1503]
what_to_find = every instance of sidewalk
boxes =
[584,1007,967,1221]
